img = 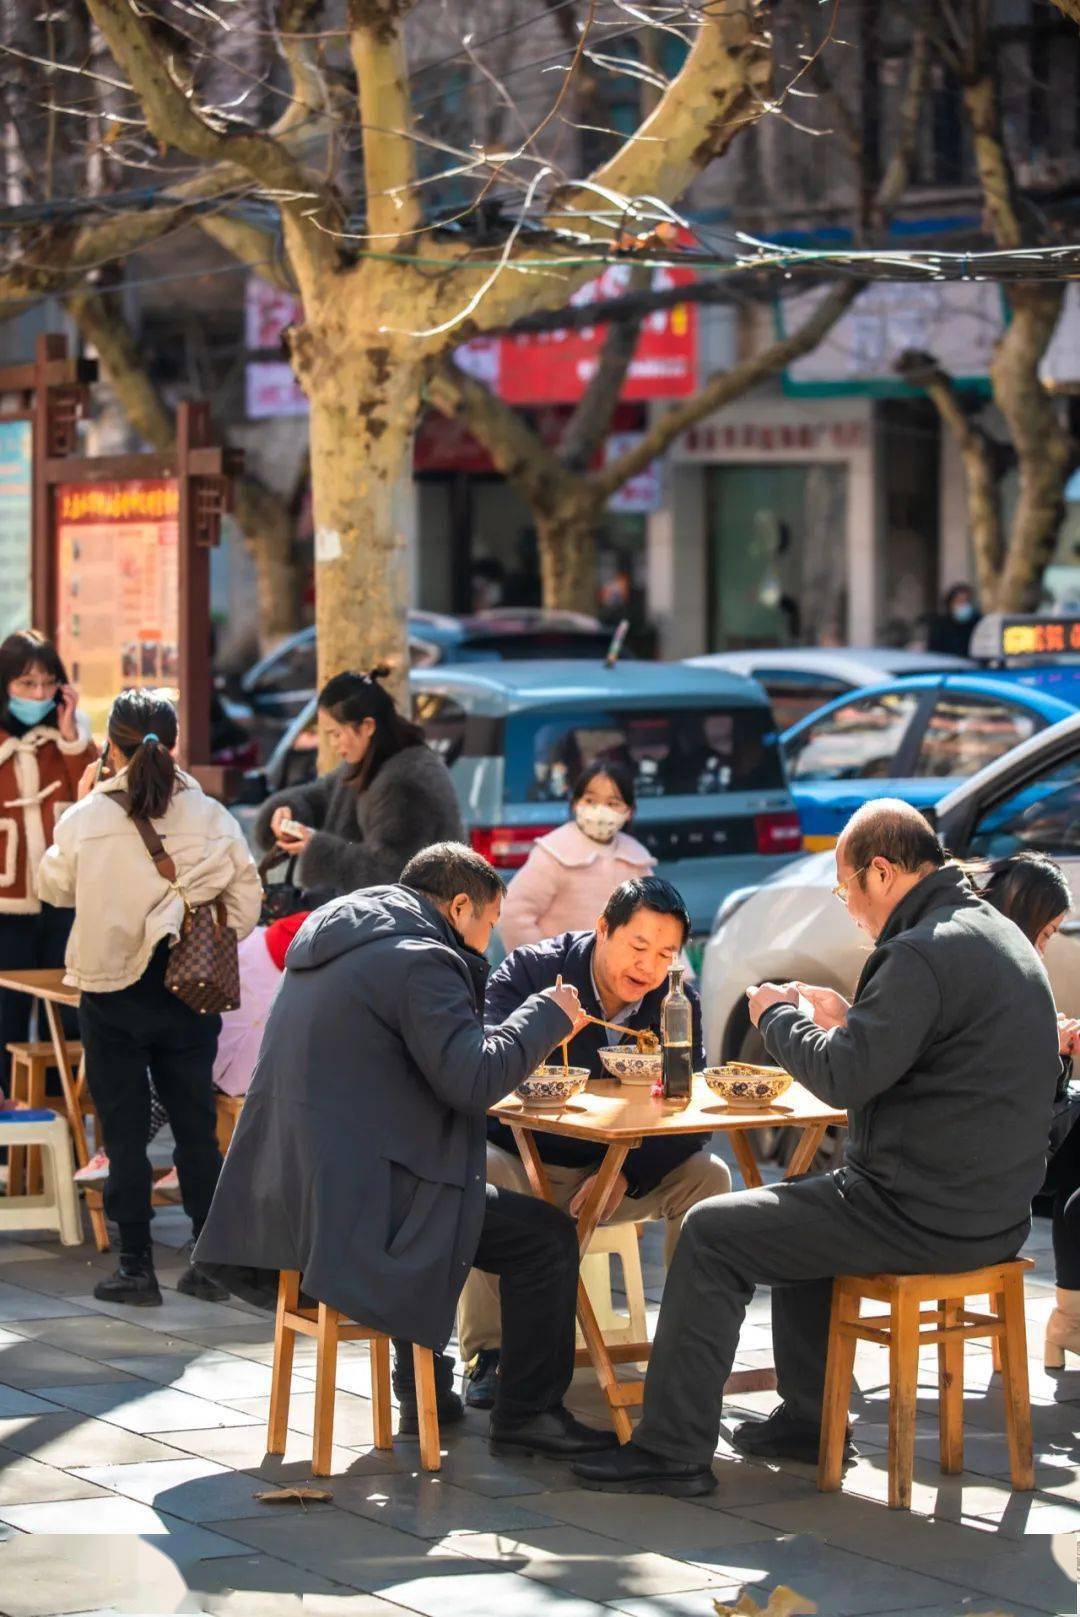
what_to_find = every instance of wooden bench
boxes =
[818,1259,1034,1509]
[268,1269,441,1475]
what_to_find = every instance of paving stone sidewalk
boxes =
[0,1201,1076,1617]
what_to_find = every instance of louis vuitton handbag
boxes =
[115,790,241,1015]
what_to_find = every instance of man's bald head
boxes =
[835,799,945,940]
[838,798,945,878]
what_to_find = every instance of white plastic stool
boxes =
[0,1110,81,1245]
[579,1223,648,1356]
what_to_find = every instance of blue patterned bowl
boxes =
[702,1065,792,1108]
[515,1066,590,1109]
[598,1047,663,1085]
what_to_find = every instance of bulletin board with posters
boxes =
[54,478,180,737]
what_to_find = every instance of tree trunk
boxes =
[989,285,1075,610]
[231,478,303,648]
[291,315,421,764]
[536,497,604,613]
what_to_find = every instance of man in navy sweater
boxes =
[458,876,731,1408]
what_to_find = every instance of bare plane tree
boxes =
[3,0,774,703]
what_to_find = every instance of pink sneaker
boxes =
[155,1166,180,1192]
[74,1150,109,1185]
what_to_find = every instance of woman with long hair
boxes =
[499,760,655,952]
[38,690,261,1306]
[255,665,462,896]
[0,629,96,1087]
[980,851,1080,1368]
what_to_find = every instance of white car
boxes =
[686,648,972,730]
[701,709,1080,1067]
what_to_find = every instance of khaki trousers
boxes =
[457,1143,732,1362]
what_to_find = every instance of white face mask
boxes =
[574,801,630,843]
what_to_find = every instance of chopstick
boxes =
[561,1040,570,1078]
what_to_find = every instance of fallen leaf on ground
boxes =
[253,1486,333,1508]
[714,1588,817,1617]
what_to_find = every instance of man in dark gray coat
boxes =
[194,841,616,1459]
[574,799,1060,1496]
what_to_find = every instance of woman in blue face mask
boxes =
[0,629,96,1091]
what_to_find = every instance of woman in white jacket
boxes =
[38,690,261,1307]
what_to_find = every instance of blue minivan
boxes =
[239,660,803,938]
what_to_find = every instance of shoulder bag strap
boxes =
[110,788,180,886]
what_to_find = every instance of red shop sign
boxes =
[495,263,696,406]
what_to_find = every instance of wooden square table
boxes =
[489,1072,847,1441]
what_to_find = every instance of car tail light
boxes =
[754,810,803,856]
[470,825,559,869]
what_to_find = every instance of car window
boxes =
[250,638,316,697]
[913,695,1039,780]
[966,751,1080,859]
[504,706,783,803]
[413,692,467,766]
[785,692,920,783]
[751,671,850,731]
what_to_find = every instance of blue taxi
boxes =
[780,671,1075,850]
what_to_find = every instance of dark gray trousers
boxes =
[635,1169,1028,1467]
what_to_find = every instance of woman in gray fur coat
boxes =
[255,666,463,896]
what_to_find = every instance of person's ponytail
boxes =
[107,690,180,821]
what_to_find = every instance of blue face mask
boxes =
[951,602,975,624]
[8,694,56,727]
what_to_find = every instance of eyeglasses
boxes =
[832,863,870,903]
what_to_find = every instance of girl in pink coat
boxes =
[500,761,655,952]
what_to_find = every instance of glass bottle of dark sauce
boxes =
[661,966,693,1100]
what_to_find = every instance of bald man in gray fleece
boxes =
[574,799,1060,1496]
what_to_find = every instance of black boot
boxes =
[176,1243,230,1303]
[732,1403,856,1465]
[93,1248,162,1307]
[572,1440,716,1496]
[393,1345,465,1436]
[465,1348,500,1410]
[489,1404,619,1459]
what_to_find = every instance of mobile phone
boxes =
[94,753,110,785]
[281,818,307,839]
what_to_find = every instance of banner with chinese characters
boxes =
[55,479,180,735]
[0,420,31,640]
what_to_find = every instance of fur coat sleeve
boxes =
[297,745,463,896]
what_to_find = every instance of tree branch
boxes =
[348,1,422,244]
[962,72,1026,251]
[551,1,773,241]
[593,279,860,495]
[84,0,339,279]
[558,262,651,472]
[893,347,1004,599]
[428,357,580,516]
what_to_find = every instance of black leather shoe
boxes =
[465,1349,500,1410]
[176,1262,229,1301]
[93,1251,162,1307]
[397,1390,465,1437]
[489,1405,619,1459]
[732,1403,855,1465]
[572,1440,717,1496]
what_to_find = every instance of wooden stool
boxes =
[214,1092,244,1155]
[267,1269,441,1476]
[818,1259,1035,1510]
[6,1041,83,1196]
